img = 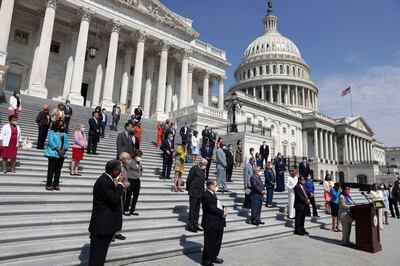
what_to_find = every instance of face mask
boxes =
[200,165,207,170]
[11,121,18,126]
[81,128,86,132]
[307,176,311,180]
[303,160,307,163]
[169,137,173,141]
[135,157,142,163]
[380,186,384,189]
[125,160,132,166]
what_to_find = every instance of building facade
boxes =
[225,1,385,183]
[0,0,229,119]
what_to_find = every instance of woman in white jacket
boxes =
[286,169,298,219]
[8,91,21,117]
[0,115,22,174]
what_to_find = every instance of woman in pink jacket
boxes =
[70,123,87,176]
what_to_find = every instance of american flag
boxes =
[341,86,351,97]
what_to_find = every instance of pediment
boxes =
[348,117,373,135]
[114,0,199,38]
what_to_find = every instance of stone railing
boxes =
[171,103,227,120]
[192,40,227,60]
[303,111,335,123]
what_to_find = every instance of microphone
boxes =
[361,192,372,203]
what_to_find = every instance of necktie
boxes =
[301,185,308,200]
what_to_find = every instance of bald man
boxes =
[186,158,208,232]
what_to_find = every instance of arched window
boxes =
[266,65,270,74]
[243,71,246,79]
[280,65,283,74]
[259,66,263,75]
[253,68,256,76]
[286,65,289,74]
[273,65,277,74]
[297,68,300,77]
[292,66,295,76]
[248,69,251,78]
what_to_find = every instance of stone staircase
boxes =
[0,92,367,265]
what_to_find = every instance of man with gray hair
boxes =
[186,158,208,232]
[250,166,266,226]
[243,156,256,209]
[216,143,229,193]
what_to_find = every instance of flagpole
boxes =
[349,84,353,117]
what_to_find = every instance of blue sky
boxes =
[162,0,400,146]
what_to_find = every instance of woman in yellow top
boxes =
[173,141,187,192]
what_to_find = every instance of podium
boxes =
[353,203,382,253]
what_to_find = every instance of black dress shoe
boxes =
[213,258,224,264]
[217,190,224,193]
[258,221,265,225]
[303,231,310,235]
[130,212,139,216]
[195,225,203,231]
[294,231,304,236]
[186,225,197,233]
[251,221,259,226]
[223,190,230,193]
[114,234,126,240]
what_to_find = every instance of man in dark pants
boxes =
[186,158,207,232]
[111,104,121,131]
[304,175,319,217]
[259,141,269,166]
[243,157,255,209]
[180,122,189,143]
[87,112,100,155]
[389,182,400,218]
[224,144,234,182]
[88,160,129,266]
[294,176,310,235]
[63,100,73,133]
[100,108,108,138]
[250,167,266,225]
[35,104,51,149]
[200,138,213,180]
[298,157,311,178]
[202,180,227,266]
[160,133,174,179]
[116,123,135,159]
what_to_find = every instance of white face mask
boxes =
[11,121,18,126]
[135,157,142,163]
[200,165,207,170]
[81,128,86,132]
[307,176,311,180]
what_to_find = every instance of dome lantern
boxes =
[263,0,277,33]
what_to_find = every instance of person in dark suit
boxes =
[298,157,311,178]
[201,179,227,266]
[87,112,100,155]
[116,123,135,159]
[274,154,286,192]
[201,125,210,140]
[134,105,143,121]
[88,160,129,266]
[200,138,213,180]
[180,122,189,143]
[388,182,399,218]
[161,119,171,142]
[160,133,174,180]
[250,167,266,225]
[208,128,217,151]
[99,108,108,138]
[224,144,234,182]
[294,176,310,235]
[186,158,208,232]
[35,104,51,150]
[259,141,269,166]
[63,100,73,133]
[264,162,276,207]
[111,104,121,131]
[170,123,176,143]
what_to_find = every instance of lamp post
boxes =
[386,162,391,175]
[227,95,241,133]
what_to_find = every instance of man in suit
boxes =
[243,157,255,209]
[186,158,208,233]
[100,108,108,138]
[134,105,143,121]
[201,179,227,266]
[259,141,269,166]
[170,123,176,143]
[63,100,73,133]
[87,112,100,155]
[116,123,135,159]
[161,119,171,142]
[224,144,234,183]
[216,144,228,193]
[180,122,189,143]
[294,176,310,235]
[160,133,174,180]
[201,125,210,140]
[201,138,213,180]
[250,167,266,225]
[388,182,399,218]
[111,104,121,131]
[208,128,217,151]
[88,160,129,266]
[298,157,311,178]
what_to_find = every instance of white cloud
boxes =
[317,66,400,147]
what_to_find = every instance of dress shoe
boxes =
[223,190,230,193]
[195,225,203,231]
[258,221,265,225]
[123,212,131,216]
[217,190,224,193]
[303,231,310,235]
[186,225,198,233]
[213,258,224,264]
[130,212,139,216]
[294,231,304,236]
[114,234,126,240]
[250,221,259,226]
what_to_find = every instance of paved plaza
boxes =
[138,217,400,266]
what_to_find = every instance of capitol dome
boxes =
[229,0,319,113]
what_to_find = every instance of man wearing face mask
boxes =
[186,158,208,233]
[63,100,73,133]
[304,175,319,217]
[244,148,255,165]
[201,138,213,180]
[88,160,129,266]
[224,144,234,183]
[339,186,356,247]
[250,167,266,225]
[259,141,269,166]
[161,133,175,180]
[298,157,311,178]
[123,150,143,216]
[294,176,310,235]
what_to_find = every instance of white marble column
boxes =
[186,64,194,106]
[130,31,147,113]
[278,85,282,104]
[261,85,265,100]
[68,8,93,105]
[303,129,308,158]
[368,141,373,163]
[324,130,329,161]
[302,87,306,107]
[352,136,358,163]
[179,50,190,109]
[343,134,348,163]
[295,86,298,105]
[154,41,170,120]
[253,87,256,98]
[319,129,324,160]
[165,60,175,115]
[203,71,210,106]
[91,35,107,108]
[101,20,122,110]
[284,85,289,104]
[119,44,133,108]
[143,56,156,118]
[359,138,364,163]
[348,135,353,163]
[308,89,312,108]
[0,0,15,65]
[62,28,78,100]
[329,132,334,161]
[218,77,225,110]
[269,85,273,103]
[334,135,338,162]
[28,0,58,98]
[314,128,319,159]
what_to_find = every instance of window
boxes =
[50,41,60,54]
[286,65,289,74]
[259,66,263,75]
[291,147,296,157]
[14,29,29,45]
[258,90,262,98]
[258,121,263,127]
[283,144,287,157]
[292,66,295,76]
[280,65,283,74]
[253,68,256,77]
[266,65,270,74]
[291,129,295,136]
[5,73,22,92]
[130,66,134,76]
[283,127,287,134]
[246,118,252,125]
[248,69,251,78]
[273,65,277,74]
